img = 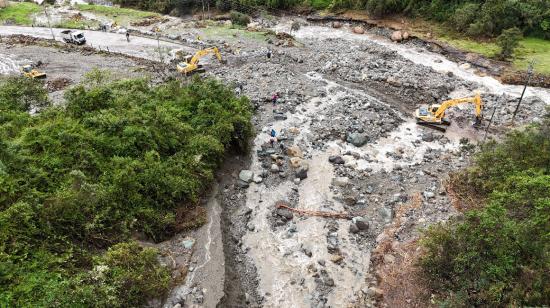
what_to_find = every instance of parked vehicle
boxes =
[60,30,86,45]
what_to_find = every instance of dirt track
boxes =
[0,26,185,61]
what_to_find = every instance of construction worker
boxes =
[271,93,279,105]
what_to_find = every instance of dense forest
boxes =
[113,0,550,39]
[0,73,252,306]
[419,109,550,306]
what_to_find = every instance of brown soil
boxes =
[371,194,433,307]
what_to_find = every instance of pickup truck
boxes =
[61,30,86,45]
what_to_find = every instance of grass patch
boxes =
[407,18,550,75]
[75,4,158,25]
[201,25,268,42]
[437,35,499,58]
[54,19,100,30]
[0,2,41,25]
[515,37,550,74]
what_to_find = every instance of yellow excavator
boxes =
[415,93,483,132]
[176,47,224,75]
[20,65,46,79]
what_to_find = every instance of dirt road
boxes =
[0,26,184,62]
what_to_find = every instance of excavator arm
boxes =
[189,47,223,65]
[434,93,483,119]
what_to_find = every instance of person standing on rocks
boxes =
[271,93,279,105]
[126,31,130,42]
[267,49,272,59]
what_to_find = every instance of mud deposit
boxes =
[1,18,548,308]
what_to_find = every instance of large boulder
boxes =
[333,176,350,187]
[276,207,294,220]
[352,26,365,34]
[332,21,342,28]
[346,133,368,147]
[295,165,308,180]
[391,30,403,42]
[239,170,254,183]
[287,145,303,158]
[352,216,369,231]
[290,157,303,168]
[328,155,345,165]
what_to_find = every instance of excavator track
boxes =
[416,120,450,132]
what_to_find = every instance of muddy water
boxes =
[275,23,550,104]
[0,54,29,75]
[240,66,475,308]
[163,184,225,308]
[242,72,372,307]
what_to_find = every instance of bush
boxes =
[230,10,250,26]
[450,3,480,33]
[419,109,550,306]
[0,74,252,305]
[92,242,171,306]
[497,27,523,60]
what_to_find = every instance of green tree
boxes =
[497,27,523,60]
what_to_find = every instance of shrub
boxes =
[0,74,252,305]
[93,242,171,306]
[497,27,523,60]
[230,10,250,26]
[419,109,550,306]
[450,2,480,33]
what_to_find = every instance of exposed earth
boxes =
[1,12,548,308]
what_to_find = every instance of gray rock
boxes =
[276,208,294,220]
[296,166,308,180]
[274,113,287,120]
[253,174,263,184]
[422,132,434,142]
[333,176,350,187]
[237,180,250,188]
[270,164,280,172]
[346,133,368,147]
[329,155,345,164]
[324,277,335,287]
[239,170,254,183]
[424,191,435,199]
[379,207,394,223]
[349,223,359,234]
[352,216,369,231]
[302,247,313,257]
